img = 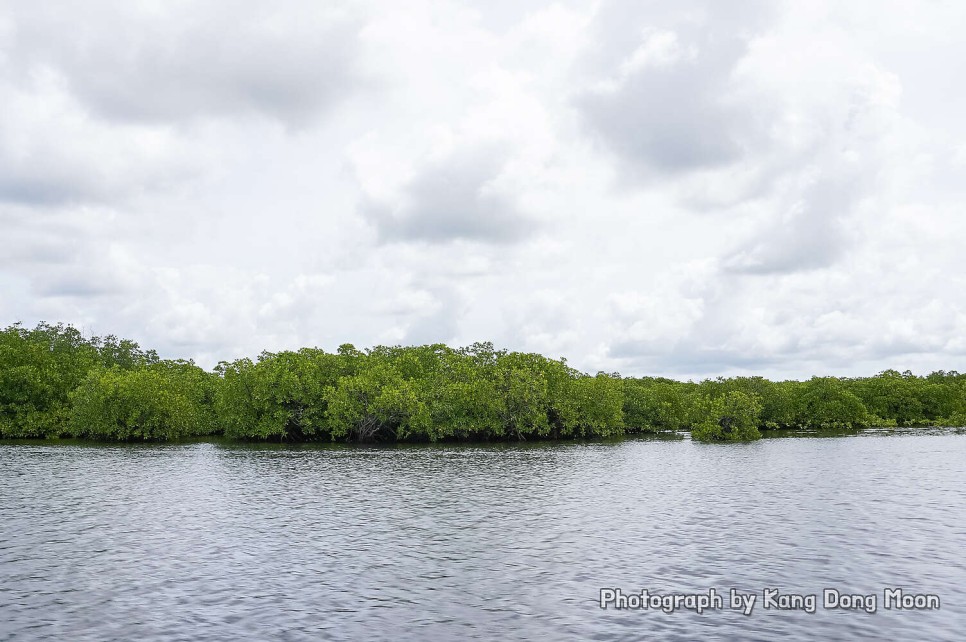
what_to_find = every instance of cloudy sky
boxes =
[2,0,965,380]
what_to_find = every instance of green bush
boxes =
[69,361,216,441]
[691,391,763,442]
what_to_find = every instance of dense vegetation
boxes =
[2,322,965,443]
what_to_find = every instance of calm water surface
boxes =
[2,429,965,641]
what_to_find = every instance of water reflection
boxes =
[2,431,965,640]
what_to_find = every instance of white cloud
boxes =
[5,1,364,126]
[2,0,965,380]
[359,143,538,245]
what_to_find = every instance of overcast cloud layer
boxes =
[2,0,965,380]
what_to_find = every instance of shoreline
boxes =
[3,424,964,448]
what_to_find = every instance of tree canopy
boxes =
[2,322,964,443]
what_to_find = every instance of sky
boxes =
[2,0,965,380]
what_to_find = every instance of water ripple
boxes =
[1,433,965,640]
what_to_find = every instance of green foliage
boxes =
[691,390,763,442]
[796,377,869,429]
[848,370,966,426]
[325,359,430,441]
[424,345,503,440]
[720,377,798,429]
[0,322,154,437]
[214,348,346,440]
[69,360,216,441]
[493,352,551,439]
[3,321,966,443]
[623,378,690,432]
[567,373,624,437]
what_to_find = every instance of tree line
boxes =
[2,322,965,443]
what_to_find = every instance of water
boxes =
[2,429,965,641]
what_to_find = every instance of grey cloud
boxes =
[7,257,127,301]
[362,146,537,245]
[608,340,784,376]
[6,2,362,126]
[0,171,89,206]
[0,103,101,206]
[575,0,774,176]
[461,0,587,34]
[36,274,120,298]
[578,0,891,278]
[0,208,80,266]
[723,172,860,275]
[610,327,956,379]
[0,129,195,207]
[0,207,129,298]
[585,0,772,64]
[402,288,463,346]
[578,69,744,172]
